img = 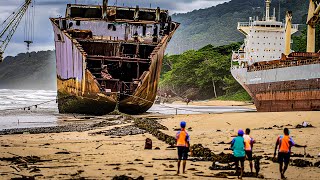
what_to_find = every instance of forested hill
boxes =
[167,0,309,54]
[0,51,56,90]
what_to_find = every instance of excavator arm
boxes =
[0,0,33,62]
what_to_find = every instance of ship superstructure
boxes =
[233,0,298,66]
[50,1,179,115]
[231,0,320,112]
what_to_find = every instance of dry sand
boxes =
[0,111,319,179]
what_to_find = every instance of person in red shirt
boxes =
[274,128,306,179]
[176,121,190,174]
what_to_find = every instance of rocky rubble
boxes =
[90,125,146,136]
[191,144,232,163]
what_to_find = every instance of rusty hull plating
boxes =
[50,3,179,115]
[232,52,320,112]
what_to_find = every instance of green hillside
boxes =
[167,0,309,54]
[0,51,56,90]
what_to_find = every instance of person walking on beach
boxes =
[176,121,190,174]
[274,128,307,179]
[231,129,246,179]
[243,128,255,173]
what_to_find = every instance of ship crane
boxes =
[307,0,320,52]
[0,0,34,62]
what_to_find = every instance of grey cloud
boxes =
[1,0,230,56]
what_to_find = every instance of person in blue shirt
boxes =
[231,129,246,179]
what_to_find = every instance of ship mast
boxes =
[265,0,271,21]
[102,0,108,19]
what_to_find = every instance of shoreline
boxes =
[0,111,319,179]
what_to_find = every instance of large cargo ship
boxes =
[50,1,179,115]
[231,0,320,112]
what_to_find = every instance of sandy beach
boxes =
[0,111,319,179]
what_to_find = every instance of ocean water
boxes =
[0,89,59,130]
[0,89,255,130]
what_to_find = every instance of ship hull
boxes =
[51,7,179,115]
[231,63,320,112]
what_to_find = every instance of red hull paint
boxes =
[245,78,320,111]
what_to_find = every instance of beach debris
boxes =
[154,147,160,150]
[55,151,70,155]
[191,144,232,163]
[91,126,146,137]
[265,156,278,162]
[291,159,313,167]
[145,164,153,168]
[188,168,197,171]
[169,164,174,168]
[134,118,176,146]
[291,153,314,158]
[11,176,35,180]
[145,138,152,149]
[209,161,234,170]
[211,172,264,179]
[96,144,104,149]
[112,175,144,180]
[254,156,262,177]
[296,122,314,128]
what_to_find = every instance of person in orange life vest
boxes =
[243,128,256,173]
[274,128,307,180]
[176,121,190,174]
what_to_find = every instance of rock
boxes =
[168,164,174,168]
[145,138,152,149]
[145,164,153,167]
[291,159,313,167]
[314,161,320,167]
[154,147,160,150]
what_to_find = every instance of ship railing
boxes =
[292,24,299,31]
[238,22,251,28]
[247,58,320,72]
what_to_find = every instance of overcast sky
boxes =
[0,0,230,57]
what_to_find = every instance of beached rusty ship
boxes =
[231,0,320,112]
[50,0,179,115]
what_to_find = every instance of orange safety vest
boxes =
[176,129,189,147]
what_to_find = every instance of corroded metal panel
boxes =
[50,3,179,115]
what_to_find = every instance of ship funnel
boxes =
[265,0,271,21]
[285,11,292,56]
[102,0,108,19]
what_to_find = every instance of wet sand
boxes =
[0,112,319,179]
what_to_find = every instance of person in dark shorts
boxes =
[243,128,255,173]
[231,129,246,179]
[274,128,306,179]
[176,121,190,174]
